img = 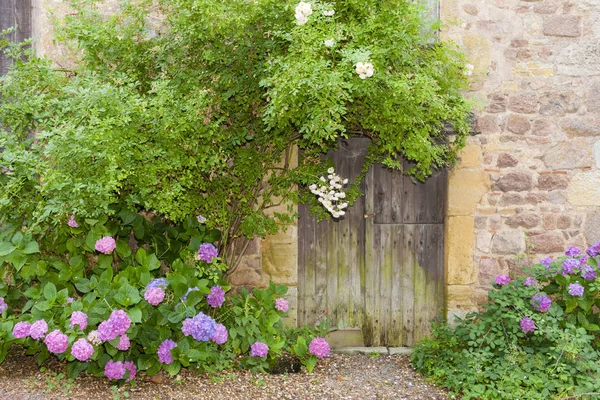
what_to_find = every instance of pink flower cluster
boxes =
[494,274,511,286]
[117,334,131,351]
[275,298,289,312]
[144,288,165,306]
[30,320,48,339]
[308,337,330,359]
[70,311,88,330]
[44,330,69,354]
[250,342,269,358]
[104,360,135,381]
[0,297,7,313]
[197,243,218,263]
[71,338,94,361]
[211,323,228,345]
[95,236,116,254]
[98,310,131,342]
[206,286,225,308]
[67,214,79,228]
[158,339,177,364]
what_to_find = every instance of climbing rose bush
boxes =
[412,243,600,399]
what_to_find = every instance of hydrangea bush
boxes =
[412,243,600,399]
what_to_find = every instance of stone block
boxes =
[500,192,524,205]
[497,153,519,168]
[486,93,507,113]
[595,140,600,168]
[539,92,581,115]
[458,144,482,169]
[543,140,593,170]
[588,82,600,113]
[548,190,567,204]
[283,287,298,327]
[477,231,493,253]
[261,229,298,286]
[531,120,553,136]
[463,34,490,75]
[462,4,478,16]
[512,62,554,77]
[229,264,267,287]
[446,216,476,285]
[333,347,389,355]
[568,171,600,206]
[506,213,541,229]
[491,231,526,254]
[558,44,600,76]
[534,3,558,14]
[537,174,569,190]
[525,192,546,204]
[543,214,557,230]
[448,170,490,216]
[479,258,501,285]
[389,347,413,356]
[494,172,533,192]
[543,15,581,37]
[508,93,538,114]
[447,285,476,311]
[584,211,600,246]
[557,215,571,229]
[507,114,531,134]
[529,232,565,253]
[561,117,600,137]
[325,329,364,348]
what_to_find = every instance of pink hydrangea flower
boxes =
[197,243,218,263]
[206,286,225,308]
[124,361,136,382]
[95,236,116,254]
[157,339,177,364]
[71,338,94,361]
[494,274,511,286]
[98,310,131,342]
[144,288,165,306]
[117,334,130,351]
[520,317,535,334]
[211,323,228,345]
[70,311,88,330]
[44,330,68,354]
[308,337,330,359]
[67,215,79,228]
[275,298,289,312]
[0,297,7,313]
[30,320,48,340]
[250,342,269,358]
[12,321,31,339]
[104,360,126,380]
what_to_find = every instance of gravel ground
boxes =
[0,348,448,400]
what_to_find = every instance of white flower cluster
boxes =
[295,2,313,25]
[322,9,335,16]
[309,167,349,218]
[355,62,374,79]
[324,39,335,48]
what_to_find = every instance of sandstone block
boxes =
[584,211,600,246]
[475,216,488,229]
[531,120,553,136]
[463,34,490,75]
[497,153,519,168]
[262,230,298,285]
[448,170,490,216]
[543,15,581,37]
[479,258,501,286]
[491,231,526,254]
[568,171,600,206]
[537,174,569,190]
[477,231,493,253]
[561,117,600,137]
[529,232,565,253]
[588,82,600,113]
[557,215,571,229]
[486,93,507,113]
[539,92,581,116]
[458,144,482,169]
[462,4,478,15]
[506,213,541,229]
[494,172,533,192]
[476,114,502,134]
[446,216,476,285]
[508,93,538,114]
[543,140,593,170]
[595,141,600,168]
[547,190,567,204]
[507,114,531,134]
[500,192,524,205]
[543,214,557,230]
[447,285,476,311]
[525,192,546,204]
[558,44,600,76]
[534,3,558,14]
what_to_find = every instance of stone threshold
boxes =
[332,347,413,356]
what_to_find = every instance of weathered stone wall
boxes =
[443,0,600,318]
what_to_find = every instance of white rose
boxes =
[309,184,317,190]
[365,63,374,77]
[356,62,366,75]
[327,167,335,174]
[322,10,335,16]
[324,39,335,48]
[295,13,308,25]
[296,2,312,16]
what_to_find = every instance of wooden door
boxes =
[298,136,446,346]
[0,0,32,75]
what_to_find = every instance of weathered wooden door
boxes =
[298,137,446,346]
[0,0,32,76]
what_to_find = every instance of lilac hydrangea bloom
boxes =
[12,321,31,339]
[98,320,117,342]
[67,297,74,304]
[309,337,331,359]
[562,258,579,276]
[520,317,535,334]
[182,287,199,301]
[98,310,131,342]
[146,278,168,290]
[67,215,78,228]
[250,342,269,358]
[117,334,130,351]
[211,323,228,345]
[124,361,136,382]
[157,339,177,364]
[275,298,289,312]
[207,286,225,308]
[541,257,553,268]
[581,265,597,281]
[532,293,552,312]
[70,311,88,330]
[565,245,581,257]
[586,242,600,257]
[95,236,116,254]
[44,330,68,354]
[197,243,218,263]
[181,312,216,342]
[71,338,94,362]
[494,274,510,286]
[30,320,48,340]
[568,283,584,297]
[0,298,7,313]
[104,360,126,380]
[523,277,537,287]
[145,288,165,306]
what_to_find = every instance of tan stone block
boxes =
[568,171,600,206]
[512,62,554,77]
[261,229,298,286]
[447,285,476,310]
[446,216,476,285]
[463,34,491,75]
[457,144,482,169]
[448,170,490,216]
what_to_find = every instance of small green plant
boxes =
[368,351,381,358]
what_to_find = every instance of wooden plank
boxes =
[373,164,392,224]
[389,225,403,346]
[401,224,416,345]
[314,217,328,324]
[413,225,430,342]
[303,204,318,326]
[297,203,307,326]
[335,140,350,329]
[378,224,394,345]
[0,0,32,76]
[362,165,377,346]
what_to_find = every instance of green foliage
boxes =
[412,251,600,399]
[0,0,471,270]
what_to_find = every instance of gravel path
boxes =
[0,348,447,399]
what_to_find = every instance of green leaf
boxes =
[135,248,147,265]
[116,240,132,258]
[304,356,317,373]
[43,282,57,300]
[164,361,181,376]
[11,232,23,246]
[21,241,40,254]
[75,278,92,293]
[114,283,141,307]
[187,349,207,362]
[67,361,88,379]
[293,336,307,357]
[127,307,143,324]
[0,243,15,256]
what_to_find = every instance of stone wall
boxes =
[443,0,600,318]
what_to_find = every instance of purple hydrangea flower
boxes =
[12,321,31,339]
[104,360,126,380]
[145,288,165,306]
[157,339,177,364]
[98,320,117,342]
[568,283,584,297]
[117,334,130,351]
[95,236,116,254]
[146,278,168,290]
[586,242,600,257]
[250,342,269,358]
[520,317,535,334]
[67,297,74,304]
[182,287,199,301]
[0,298,7,313]
[309,337,331,359]
[70,311,88,330]
[581,264,597,281]
[211,323,228,345]
[181,312,216,342]
[71,338,94,362]
[30,320,48,340]
[565,245,581,257]
[562,258,579,276]
[532,293,552,312]
[67,215,79,228]
[44,330,68,354]
[523,277,537,287]
[124,361,136,382]
[275,298,289,312]
[207,286,225,308]
[98,310,131,342]
[540,257,553,269]
[197,243,218,263]
[88,330,102,345]
[494,274,511,286]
